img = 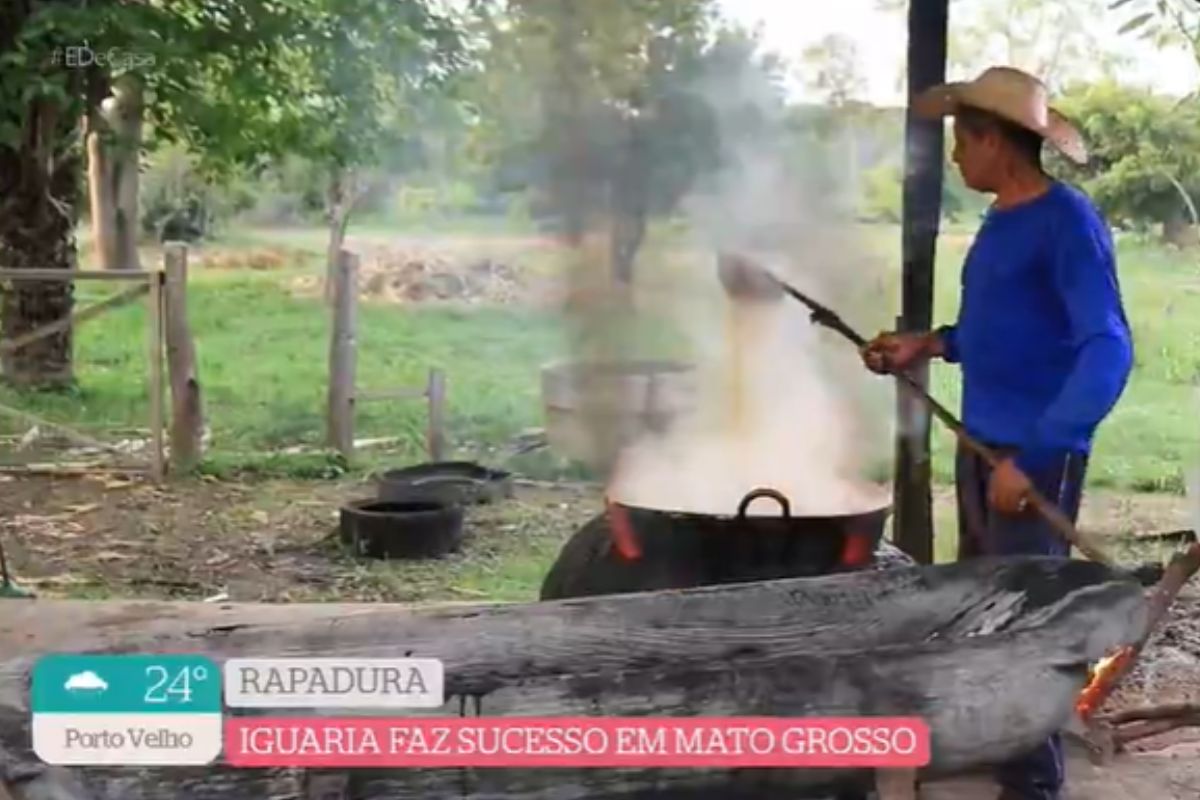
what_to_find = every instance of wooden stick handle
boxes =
[893,372,1114,566]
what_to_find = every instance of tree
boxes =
[0,1,86,387]
[799,33,870,213]
[273,0,466,302]
[800,34,867,107]
[1109,0,1200,72]
[476,0,720,271]
[877,0,1125,91]
[0,1,310,386]
[1055,80,1200,244]
[1,1,465,385]
[473,1,788,284]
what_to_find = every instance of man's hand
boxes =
[988,458,1032,515]
[860,331,941,375]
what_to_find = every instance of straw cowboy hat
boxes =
[914,66,1088,165]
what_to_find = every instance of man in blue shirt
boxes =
[862,67,1134,800]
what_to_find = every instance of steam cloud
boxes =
[559,71,897,517]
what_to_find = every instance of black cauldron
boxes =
[540,486,891,600]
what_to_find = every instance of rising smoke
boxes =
[559,52,898,517]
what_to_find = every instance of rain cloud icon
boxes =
[64,671,109,693]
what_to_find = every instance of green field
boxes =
[1,221,1196,495]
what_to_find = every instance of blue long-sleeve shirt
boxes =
[936,181,1134,476]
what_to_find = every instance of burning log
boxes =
[0,558,1145,800]
[1075,542,1200,720]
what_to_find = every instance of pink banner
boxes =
[225,716,930,768]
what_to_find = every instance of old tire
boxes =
[339,499,464,560]
[377,461,514,506]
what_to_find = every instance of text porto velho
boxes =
[239,724,921,757]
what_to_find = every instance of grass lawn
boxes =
[0,221,1196,496]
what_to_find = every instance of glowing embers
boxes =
[1076,646,1137,719]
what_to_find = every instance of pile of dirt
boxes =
[1112,588,1200,708]
[196,246,312,271]
[366,249,525,303]
[294,246,531,305]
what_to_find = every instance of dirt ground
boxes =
[0,473,602,603]
[1,473,1198,797]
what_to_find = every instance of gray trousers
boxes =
[955,442,1089,799]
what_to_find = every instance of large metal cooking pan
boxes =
[602,486,892,587]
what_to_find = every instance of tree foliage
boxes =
[800,34,867,107]
[875,0,1126,90]
[1055,80,1200,241]
[1109,0,1200,68]
[2,0,466,189]
[469,0,789,279]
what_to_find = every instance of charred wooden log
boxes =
[0,558,1146,800]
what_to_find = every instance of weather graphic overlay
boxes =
[32,654,222,765]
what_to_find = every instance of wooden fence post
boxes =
[894,0,948,566]
[327,250,359,458]
[163,243,203,474]
[147,263,165,483]
[426,368,446,461]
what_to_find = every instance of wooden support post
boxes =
[894,0,949,565]
[163,243,203,474]
[426,368,446,461]
[147,266,165,483]
[876,769,918,800]
[326,250,359,458]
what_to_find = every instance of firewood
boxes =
[1102,702,1200,725]
[1077,543,1200,718]
[1113,714,1200,747]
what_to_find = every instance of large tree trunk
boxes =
[609,120,648,286]
[84,72,143,271]
[551,0,589,248]
[85,69,118,270]
[0,558,1147,800]
[110,74,143,269]
[0,59,81,388]
[1163,214,1199,248]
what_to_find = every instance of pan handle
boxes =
[737,488,792,519]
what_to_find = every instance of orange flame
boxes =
[1076,646,1137,718]
[606,499,642,561]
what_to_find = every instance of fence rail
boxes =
[0,245,445,478]
[0,246,202,482]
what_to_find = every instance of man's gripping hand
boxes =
[860,331,944,375]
